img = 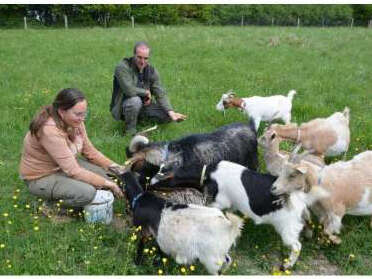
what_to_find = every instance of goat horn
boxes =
[137,125,158,136]
[289,143,302,163]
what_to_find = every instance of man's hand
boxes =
[104,180,124,199]
[168,110,187,122]
[144,90,152,106]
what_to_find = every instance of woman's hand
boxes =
[104,180,124,199]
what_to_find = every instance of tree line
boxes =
[1,4,372,28]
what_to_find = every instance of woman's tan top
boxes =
[19,118,113,186]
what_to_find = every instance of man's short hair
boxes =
[133,41,150,55]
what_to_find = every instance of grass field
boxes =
[0,26,371,275]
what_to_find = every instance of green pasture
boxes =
[0,26,371,275]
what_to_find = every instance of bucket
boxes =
[84,190,114,224]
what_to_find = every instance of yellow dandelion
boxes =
[56,203,61,207]
[349,254,355,259]
[255,245,259,249]
[68,209,74,213]
[233,262,237,267]
[217,260,223,266]
[8,221,12,225]
[285,270,291,275]
[93,246,98,250]
[7,264,12,268]
[162,258,167,264]
[6,259,10,264]
[284,258,289,263]
[38,206,43,211]
[130,235,137,241]
[355,148,359,151]
[99,236,103,240]
[38,198,43,202]
[152,246,157,251]
[16,189,20,193]
[116,213,123,217]
[12,196,17,200]
[136,226,142,232]
[0,244,5,248]
[13,204,18,208]
[85,260,90,265]
[3,213,9,217]
[79,229,84,233]
[34,226,39,231]
[34,216,39,220]
[190,265,195,271]
[158,269,163,275]
[180,267,186,273]
[25,204,30,209]
[149,250,154,255]
[144,248,149,254]
[59,199,64,203]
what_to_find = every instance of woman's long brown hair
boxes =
[29,88,86,140]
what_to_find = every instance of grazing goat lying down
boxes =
[150,161,328,269]
[272,150,372,245]
[215,89,297,131]
[119,171,243,275]
[266,107,350,156]
[124,120,258,185]
[258,130,325,176]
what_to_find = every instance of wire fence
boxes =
[1,14,371,29]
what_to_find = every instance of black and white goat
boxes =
[119,171,243,275]
[124,120,258,186]
[150,160,328,269]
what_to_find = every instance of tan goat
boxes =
[272,150,372,244]
[258,130,325,176]
[267,107,350,156]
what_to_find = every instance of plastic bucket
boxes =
[84,190,114,224]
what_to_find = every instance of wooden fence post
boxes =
[272,17,274,26]
[64,14,68,29]
[24,16,27,29]
[351,18,354,28]
[297,17,300,28]
[131,16,134,28]
[241,15,244,26]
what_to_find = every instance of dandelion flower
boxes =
[284,258,289,263]
[38,198,43,202]
[79,229,84,233]
[180,267,186,273]
[285,270,291,275]
[349,254,355,259]
[3,213,9,217]
[12,196,17,200]
[33,216,39,220]
[0,244,5,248]
[25,204,30,209]
[190,265,195,271]
[59,199,64,203]
[144,248,149,254]
[158,269,163,275]
[93,246,98,250]
[13,204,18,208]
[233,262,237,267]
[6,259,10,263]
[162,258,167,264]
[85,260,90,265]
[34,226,39,231]
[152,247,157,251]
[130,235,137,241]
[149,250,154,255]
[7,264,12,268]
[136,226,142,232]
[217,260,223,266]
[8,221,12,225]
[255,245,259,249]
[16,189,20,193]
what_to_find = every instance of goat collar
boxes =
[200,165,207,186]
[239,100,246,111]
[131,192,144,209]
[162,144,169,163]
[296,128,301,143]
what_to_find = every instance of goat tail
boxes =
[342,106,350,122]
[225,212,244,239]
[306,185,330,206]
[129,135,149,153]
[287,90,297,102]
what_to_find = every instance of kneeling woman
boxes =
[20,88,124,211]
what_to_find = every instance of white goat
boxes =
[258,129,325,176]
[120,171,243,275]
[267,107,350,156]
[216,89,296,131]
[272,150,372,245]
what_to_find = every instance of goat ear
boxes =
[295,165,307,174]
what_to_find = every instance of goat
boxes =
[216,89,296,131]
[150,160,328,270]
[258,129,325,176]
[124,120,258,186]
[119,171,243,275]
[266,107,350,156]
[272,150,372,245]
